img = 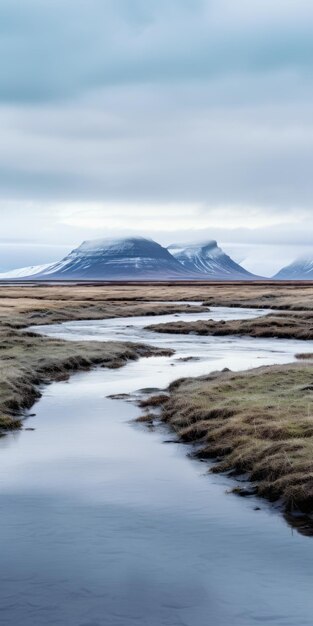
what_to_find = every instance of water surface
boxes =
[1,306,313,625]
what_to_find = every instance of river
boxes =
[0,305,313,625]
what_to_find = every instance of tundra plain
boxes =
[1,282,313,521]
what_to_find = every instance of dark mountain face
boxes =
[274,258,313,280]
[35,237,194,280]
[168,241,257,280]
[2,236,259,281]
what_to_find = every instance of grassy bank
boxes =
[0,329,172,434]
[0,287,206,329]
[146,311,313,341]
[2,282,313,313]
[140,363,313,515]
[0,285,195,434]
[2,281,313,462]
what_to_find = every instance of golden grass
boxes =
[0,328,172,433]
[0,295,206,330]
[0,285,194,434]
[1,282,313,312]
[146,311,313,340]
[3,281,313,523]
[0,281,312,433]
[142,364,313,513]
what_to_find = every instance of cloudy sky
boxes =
[0,0,313,275]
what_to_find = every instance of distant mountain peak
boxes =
[168,241,257,279]
[0,236,259,281]
[32,236,192,280]
[274,257,313,280]
[78,236,153,252]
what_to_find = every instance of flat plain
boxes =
[1,282,313,521]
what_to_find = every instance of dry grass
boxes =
[0,285,193,435]
[142,364,313,514]
[0,289,206,329]
[3,282,313,523]
[1,282,313,312]
[0,281,312,434]
[146,311,313,341]
[0,329,172,434]
[138,394,170,408]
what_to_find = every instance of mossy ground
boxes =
[3,279,313,516]
[146,311,313,341]
[142,364,313,514]
[0,285,196,433]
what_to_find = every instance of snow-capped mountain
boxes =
[0,237,260,281]
[168,241,257,279]
[31,237,194,280]
[274,258,313,280]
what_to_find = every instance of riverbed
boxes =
[1,306,313,625]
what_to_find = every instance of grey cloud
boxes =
[0,0,312,276]
[0,1,313,103]
[0,81,313,211]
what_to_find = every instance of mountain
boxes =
[0,264,51,279]
[31,237,195,280]
[0,237,259,281]
[274,258,313,280]
[167,241,257,280]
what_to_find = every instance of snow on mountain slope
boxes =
[0,264,51,279]
[34,237,194,280]
[1,237,261,281]
[168,241,258,279]
[274,258,313,280]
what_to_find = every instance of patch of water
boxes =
[0,306,312,625]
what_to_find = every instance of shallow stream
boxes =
[1,305,313,625]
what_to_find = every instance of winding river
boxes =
[1,305,313,625]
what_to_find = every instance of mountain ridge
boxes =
[0,236,261,281]
[32,237,197,280]
[168,241,257,280]
[274,257,313,280]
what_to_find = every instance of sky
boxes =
[0,0,313,276]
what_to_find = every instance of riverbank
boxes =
[3,326,313,624]
[1,286,200,434]
[0,328,173,433]
[2,285,313,622]
[2,281,313,459]
[2,282,313,314]
[146,311,313,341]
[140,362,313,516]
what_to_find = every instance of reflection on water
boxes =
[0,306,313,625]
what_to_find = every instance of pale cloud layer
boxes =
[0,0,312,274]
